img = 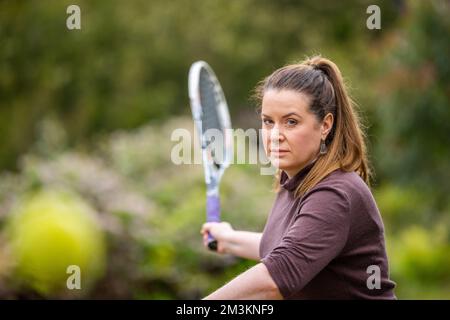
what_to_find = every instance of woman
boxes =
[200,56,396,299]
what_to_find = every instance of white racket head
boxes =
[188,61,233,185]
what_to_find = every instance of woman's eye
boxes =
[262,119,273,126]
[286,119,297,126]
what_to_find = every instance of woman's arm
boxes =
[203,263,283,300]
[201,222,262,260]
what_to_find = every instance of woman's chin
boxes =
[269,157,291,170]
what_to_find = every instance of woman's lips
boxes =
[270,149,289,156]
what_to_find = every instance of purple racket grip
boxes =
[206,194,220,251]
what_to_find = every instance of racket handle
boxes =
[207,233,218,251]
[206,194,221,251]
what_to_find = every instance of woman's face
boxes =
[261,89,332,178]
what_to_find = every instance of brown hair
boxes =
[254,55,372,197]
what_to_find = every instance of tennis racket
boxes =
[188,61,233,251]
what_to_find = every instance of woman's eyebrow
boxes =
[282,112,302,118]
[261,112,302,118]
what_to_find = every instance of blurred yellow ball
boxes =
[7,189,106,296]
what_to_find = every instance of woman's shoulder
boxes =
[321,169,367,188]
[299,169,377,225]
[306,169,371,202]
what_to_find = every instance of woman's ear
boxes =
[321,113,334,140]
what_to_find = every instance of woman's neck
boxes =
[284,156,318,179]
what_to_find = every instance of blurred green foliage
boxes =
[0,117,274,298]
[6,189,105,297]
[0,0,449,299]
[0,0,402,170]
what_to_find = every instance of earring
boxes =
[319,140,328,155]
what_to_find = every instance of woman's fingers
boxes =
[200,222,234,252]
[203,234,208,247]
[216,242,226,254]
[200,222,220,237]
[200,222,213,234]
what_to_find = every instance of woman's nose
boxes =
[270,127,285,143]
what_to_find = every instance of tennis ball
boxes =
[7,189,106,297]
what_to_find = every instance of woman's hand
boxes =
[201,223,263,260]
[200,222,234,254]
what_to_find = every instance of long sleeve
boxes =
[261,186,350,298]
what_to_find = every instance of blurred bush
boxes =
[0,117,274,299]
[386,225,450,299]
[6,189,105,297]
[0,0,402,170]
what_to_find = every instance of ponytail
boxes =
[307,56,371,185]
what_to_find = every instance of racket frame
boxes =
[188,61,232,250]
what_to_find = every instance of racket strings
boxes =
[199,69,226,166]
[199,69,222,134]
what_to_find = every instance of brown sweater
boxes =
[260,163,396,299]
